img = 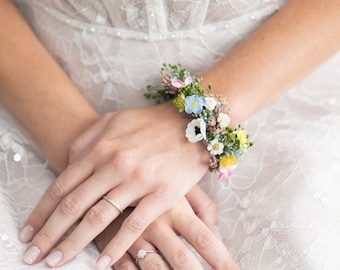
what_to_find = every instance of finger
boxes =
[112,252,138,270]
[129,239,169,270]
[19,159,94,243]
[186,186,220,235]
[22,174,124,265]
[144,220,205,270]
[94,207,134,251]
[69,113,114,163]
[95,208,137,270]
[98,191,176,266]
[173,200,239,270]
[20,134,126,244]
[43,200,120,267]
[43,185,137,267]
[20,118,134,244]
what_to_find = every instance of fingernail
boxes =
[213,225,222,239]
[23,245,40,264]
[96,255,111,270]
[46,250,63,267]
[19,225,34,242]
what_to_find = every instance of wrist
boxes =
[44,110,100,173]
[145,64,253,179]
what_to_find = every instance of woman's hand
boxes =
[20,102,210,266]
[95,196,239,270]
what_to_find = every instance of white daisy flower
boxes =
[207,138,224,155]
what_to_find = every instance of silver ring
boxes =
[102,195,123,214]
[135,249,159,265]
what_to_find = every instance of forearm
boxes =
[203,0,340,126]
[0,0,99,172]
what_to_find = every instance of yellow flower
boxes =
[219,155,237,168]
[237,129,248,146]
[173,93,185,112]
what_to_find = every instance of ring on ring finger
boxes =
[135,249,159,266]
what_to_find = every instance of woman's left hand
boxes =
[20,102,210,266]
[95,196,239,270]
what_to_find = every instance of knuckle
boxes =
[48,180,65,199]
[153,183,172,201]
[92,140,112,157]
[85,205,108,225]
[124,215,145,234]
[60,237,78,253]
[109,149,131,170]
[172,249,195,269]
[60,194,80,217]
[196,229,218,250]
[156,183,170,195]
[132,166,150,184]
[34,231,53,246]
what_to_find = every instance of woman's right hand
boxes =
[21,102,211,266]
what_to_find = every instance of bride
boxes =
[0,0,339,269]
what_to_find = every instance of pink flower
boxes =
[217,166,234,180]
[171,76,193,88]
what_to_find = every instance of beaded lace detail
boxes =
[33,0,283,40]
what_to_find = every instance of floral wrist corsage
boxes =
[145,64,253,179]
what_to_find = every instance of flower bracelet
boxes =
[145,64,253,179]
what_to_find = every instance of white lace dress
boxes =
[1,0,340,269]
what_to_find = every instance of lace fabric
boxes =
[32,0,283,40]
[44,0,268,30]
[1,0,340,269]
